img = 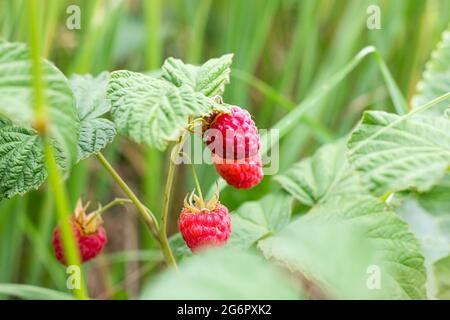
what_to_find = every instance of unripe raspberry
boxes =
[204,106,260,160]
[212,153,263,189]
[178,192,231,252]
[52,200,107,265]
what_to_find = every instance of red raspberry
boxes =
[213,153,263,189]
[52,200,107,265]
[178,193,231,252]
[204,106,260,160]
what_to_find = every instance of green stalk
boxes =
[144,0,162,70]
[95,153,177,269]
[27,0,88,300]
[95,153,159,240]
[143,0,163,220]
[85,198,132,227]
[189,163,204,204]
[187,0,212,63]
[160,135,188,269]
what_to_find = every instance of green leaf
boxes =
[398,196,449,298]
[0,283,73,300]
[161,58,196,88]
[168,232,191,261]
[433,255,450,300]
[69,73,116,161]
[275,140,364,206]
[348,111,450,196]
[259,195,426,299]
[108,70,228,150]
[0,119,46,199]
[0,41,78,167]
[415,175,450,217]
[162,53,233,97]
[228,192,293,248]
[142,248,302,299]
[412,26,450,116]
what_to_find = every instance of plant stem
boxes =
[190,162,205,206]
[160,135,188,270]
[27,0,88,300]
[85,198,132,227]
[95,153,160,240]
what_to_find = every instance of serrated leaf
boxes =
[69,73,116,161]
[398,195,450,298]
[412,26,450,116]
[161,53,233,97]
[275,140,364,206]
[108,70,227,150]
[433,255,450,299]
[228,192,293,248]
[348,111,450,196]
[0,41,78,167]
[258,195,426,299]
[195,54,233,97]
[160,58,196,88]
[142,248,302,299]
[0,119,46,199]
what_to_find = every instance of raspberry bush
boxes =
[0,1,449,301]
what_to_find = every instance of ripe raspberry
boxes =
[178,192,231,252]
[204,106,260,160]
[52,200,107,265]
[213,153,263,189]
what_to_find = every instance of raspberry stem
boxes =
[95,153,171,262]
[85,198,132,227]
[189,163,204,207]
[160,133,190,269]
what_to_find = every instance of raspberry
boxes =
[52,200,107,265]
[178,192,231,252]
[204,106,260,160]
[213,153,263,189]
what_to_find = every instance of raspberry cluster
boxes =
[204,106,263,189]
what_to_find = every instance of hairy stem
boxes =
[95,153,161,245]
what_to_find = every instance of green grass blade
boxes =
[0,284,73,300]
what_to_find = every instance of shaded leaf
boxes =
[0,41,78,167]
[0,120,46,199]
[228,192,293,248]
[69,73,116,160]
[275,140,363,206]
